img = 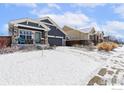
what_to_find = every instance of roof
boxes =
[63,25,88,34]
[36,16,67,35]
[9,18,50,31]
[79,27,95,33]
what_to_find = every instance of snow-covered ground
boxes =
[0,46,124,85]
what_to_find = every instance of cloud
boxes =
[31,8,90,27]
[71,3,105,8]
[102,21,124,38]
[31,5,103,30]
[5,3,38,8]
[31,8,52,15]
[30,4,124,39]
[0,24,8,35]
[103,21,124,31]
[47,3,61,10]
[113,4,124,18]
[30,3,105,28]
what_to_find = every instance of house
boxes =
[63,26,104,46]
[9,18,49,46]
[80,27,104,45]
[36,17,66,46]
[9,17,66,46]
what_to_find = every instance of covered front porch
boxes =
[18,29,45,45]
[11,25,48,45]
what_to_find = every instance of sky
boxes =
[0,3,124,40]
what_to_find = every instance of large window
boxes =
[18,30,33,44]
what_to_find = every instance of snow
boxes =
[0,46,124,85]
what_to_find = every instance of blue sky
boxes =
[0,3,124,40]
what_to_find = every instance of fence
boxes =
[0,36,12,49]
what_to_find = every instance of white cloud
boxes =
[47,3,61,10]
[30,3,105,28]
[113,4,124,18]
[30,4,124,39]
[71,3,105,8]
[1,24,8,35]
[8,3,38,8]
[103,21,124,31]
[31,6,103,30]
[31,8,52,15]
[102,21,124,38]
[31,9,90,27]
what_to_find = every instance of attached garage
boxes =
[39,17,66,46]
[48,36,64,46]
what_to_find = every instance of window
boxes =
[18,29,32,44]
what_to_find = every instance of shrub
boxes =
[97,42,118,51]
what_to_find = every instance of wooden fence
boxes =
[0,36,12,49]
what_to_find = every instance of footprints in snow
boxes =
[87,53,124,85]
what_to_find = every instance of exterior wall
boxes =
[9,25,19,44]
[89,33,104,45]
[80,33,89,40]
[43,24,65,46]
[46,24,65,38]
[63,27,89,40]
[40,18,66,46]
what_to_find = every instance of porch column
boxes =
[44,31,48,45]
[32,31,35,44]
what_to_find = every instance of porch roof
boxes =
[14,24,48,31]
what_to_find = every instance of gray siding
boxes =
[47,24,65,38]
[48,37,62,46]
[40,19,66,46]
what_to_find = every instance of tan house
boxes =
[63,26,104,45]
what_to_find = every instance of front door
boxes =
[35,32,41,44]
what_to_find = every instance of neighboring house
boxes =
[9,18,49,46]
[63,26,104,45]
[36,17,66,46]
[80,27,104,45]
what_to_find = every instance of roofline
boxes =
[14,24,48,31]
[63,25,88,34]
[9,18,50,31]
[36,16,67,35]
[79,27,95,33]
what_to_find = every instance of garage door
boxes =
[48,37,63,46]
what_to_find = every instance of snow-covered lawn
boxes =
[0,46,124,85]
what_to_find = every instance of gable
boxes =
[18,21,44,29]
[90,28,96,34]
[40,19,53,25]
[18,21,27,25]
[9,18,50,32]
[46,24,65,37]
